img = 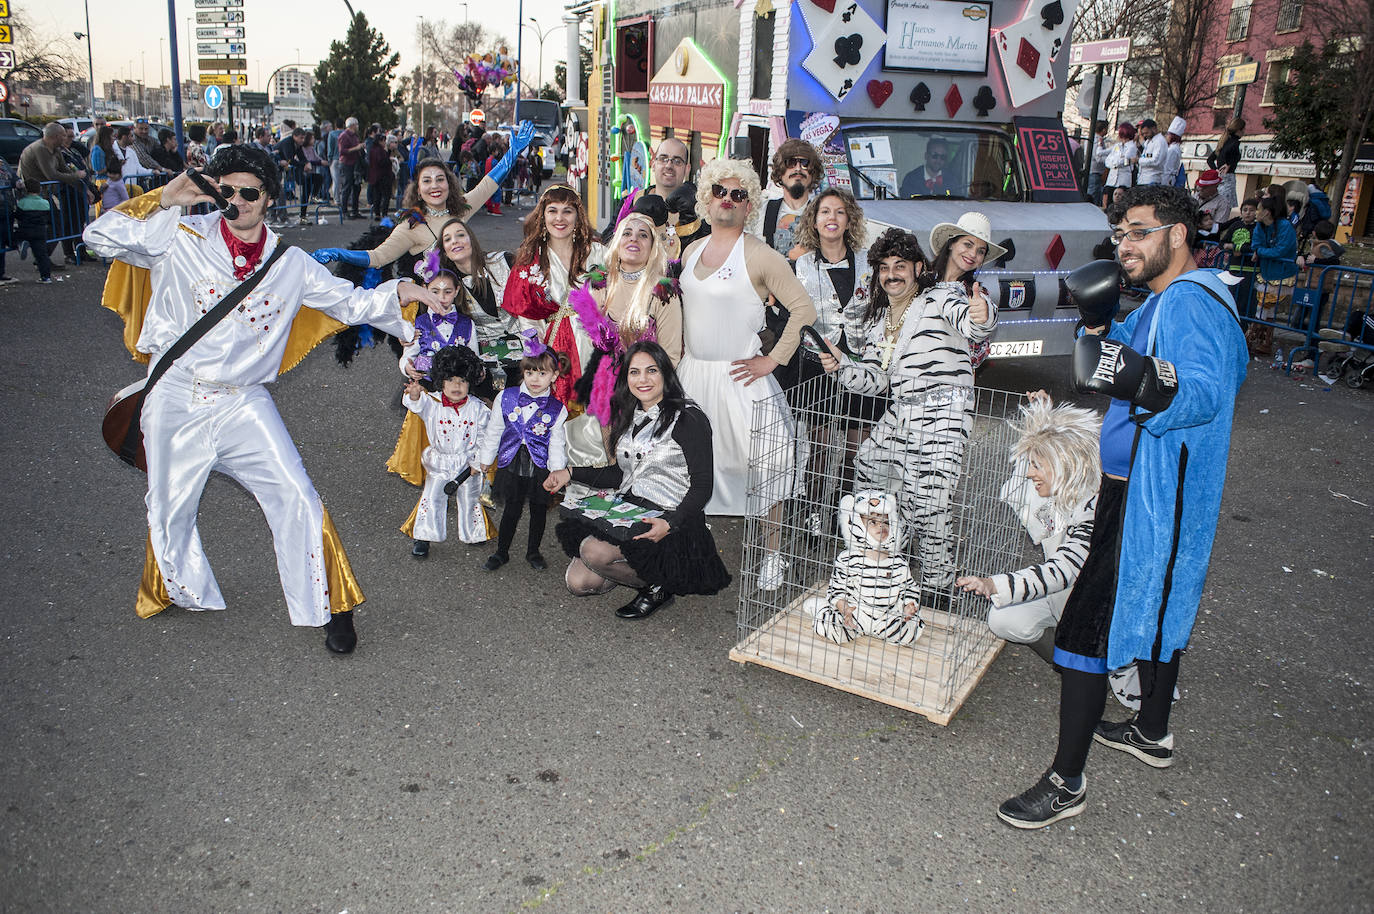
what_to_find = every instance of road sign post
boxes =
[199,73,248,86]
[1069,37,1133,192]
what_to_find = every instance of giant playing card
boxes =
[802,1,887,103]
[993,0,1076,108]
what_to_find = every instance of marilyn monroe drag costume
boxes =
[676,234,815,516]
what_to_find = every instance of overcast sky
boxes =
[38,0,573,95]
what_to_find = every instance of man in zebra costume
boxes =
[820,226,997,609]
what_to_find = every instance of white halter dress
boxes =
[677,234,797,516]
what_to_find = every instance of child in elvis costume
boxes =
[401,250,478,384]
[957,395,1100,664]
[478,330,572,571]
[804,491,925,646]
[405,346,491,558]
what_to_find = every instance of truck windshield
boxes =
[841,126,1025,203]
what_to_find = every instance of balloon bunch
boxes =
[454,48,516,105]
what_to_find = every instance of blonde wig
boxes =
[793,188,868,253]
[695,158,763,225]
[605,212,671,336]
[1009,399,1102,514]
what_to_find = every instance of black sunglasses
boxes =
[785,156,812,169]
[218,182,263,202]
[710,184,749,204]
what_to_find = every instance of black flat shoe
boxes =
[615,585,674,620]
[526,552,547,570]
[323,610,357,654]
[482,552,509,572]
[411,539,429,559]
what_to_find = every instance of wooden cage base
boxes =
[729,583,1004,726]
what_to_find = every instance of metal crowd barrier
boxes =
[266,161,343,227]
[1195,241,1374,376]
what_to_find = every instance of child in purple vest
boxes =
[478,331,571,571]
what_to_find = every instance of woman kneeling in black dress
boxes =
[554,340,731,618]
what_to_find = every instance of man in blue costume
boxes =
[998,184,1249,829]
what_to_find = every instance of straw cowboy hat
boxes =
[929,212,1007,262]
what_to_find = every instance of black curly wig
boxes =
[204,144,282,201]
[432,345,486,388]
[863,227,934,325]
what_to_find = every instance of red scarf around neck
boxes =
[219,217,268,280]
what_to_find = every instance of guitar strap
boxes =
[117,242,293,465]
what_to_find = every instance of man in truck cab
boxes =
[899,136,966,199]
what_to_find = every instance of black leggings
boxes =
[495,474,548,557]
[1052,653,1181,779]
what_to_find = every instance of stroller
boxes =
[1318,310,1374,389]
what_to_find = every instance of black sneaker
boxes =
[997,770,1086,829]
[411,539,429,559]
[1093,718,1175,768]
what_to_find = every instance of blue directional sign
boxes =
[204,85,224,109]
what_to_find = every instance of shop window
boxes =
[615,18,652,97]
[752,10,775,101]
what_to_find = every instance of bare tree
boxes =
[0,13,80,117]
[1067,0,1170,117]
[1310,0,1374,199]
[1156,0,1228,118]
[418,20,512,76]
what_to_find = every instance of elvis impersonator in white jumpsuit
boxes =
[85,148,432,653]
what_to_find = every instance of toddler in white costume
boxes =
[805,491,926,646]
[405,346,491,556]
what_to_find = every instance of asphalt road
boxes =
[0,203,1370,913]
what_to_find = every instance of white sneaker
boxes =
[758,551,789,592]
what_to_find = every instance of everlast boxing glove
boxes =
[1073,334,1179,416]
[1065,259,1122,330]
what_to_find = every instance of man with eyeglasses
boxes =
[84,145,439,656]
[997,184,1248,829]
[755,138,822,258]
[898,136,965,199]
[604,137,704,244]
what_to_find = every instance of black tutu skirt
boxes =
[556,514,732,596]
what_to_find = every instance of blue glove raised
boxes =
[487,121,537,186]
[311,248,371,267]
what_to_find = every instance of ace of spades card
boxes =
[801,2,887,103]
[993,4,1075,109]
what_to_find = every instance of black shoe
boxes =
[323,610,357,654]
[997,770,1086,829]
[526,552,547,570]
[482,552,509,572]
[1093,718,1175,768]
[411,539,429,559]
[615,585,675,620]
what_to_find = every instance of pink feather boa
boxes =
[568,280,656,425]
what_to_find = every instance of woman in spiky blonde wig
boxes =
[1009,397,1102,515]
[957,395,1101,664]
